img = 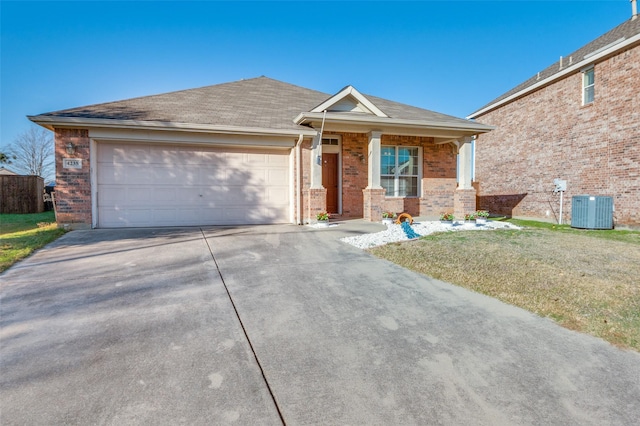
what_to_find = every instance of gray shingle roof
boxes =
[38,77,329,132]
[34,76,479,131]
[469,17,640,117]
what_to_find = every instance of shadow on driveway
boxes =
[2,222,639,425]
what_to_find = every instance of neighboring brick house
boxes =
[468,8,640,227]
[29,77,491,228]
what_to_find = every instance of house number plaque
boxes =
[63,158,82,169]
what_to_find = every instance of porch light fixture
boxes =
[65,142,76,155]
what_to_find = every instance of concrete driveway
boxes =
[1,222,639,425]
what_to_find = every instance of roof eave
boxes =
[28,115,318,138]
[468,32,640,119]
[294,112,494,134]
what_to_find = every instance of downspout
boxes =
[314,110,327,175]
[309,110,327,190]
[296,134,303,225]
[319,110,327,141]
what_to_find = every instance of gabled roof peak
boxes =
[311,85,388,118]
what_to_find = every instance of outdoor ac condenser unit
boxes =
[571,195,614,229]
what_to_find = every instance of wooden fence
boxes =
[0,175,45,214]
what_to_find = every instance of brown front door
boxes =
[322,153,339,213]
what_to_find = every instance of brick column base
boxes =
[454,188,477,219]
[306,188,327,223]
[362,188,386,221]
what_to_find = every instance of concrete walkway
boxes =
[1,222,639,425]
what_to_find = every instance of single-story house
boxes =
[0,167,19,176]
[468,5,640,227]
[30,77,492,228]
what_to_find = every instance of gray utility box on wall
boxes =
[571,195,614,229]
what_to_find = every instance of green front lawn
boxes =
[0,211,66,272]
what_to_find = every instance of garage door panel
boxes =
[266,187,289,204]
[152,209,178,223]
[246,168,266,184]
[199,151,226,165]
[198,167,226,183]
[175,188,200,203]
[99,208,125,227]
[116,146,152,164]
[98,142,290,227]
[128,208,154,224]
[153,187,179,203]
[125,166,154,184]
[224,188,254,205]
[151,166,190,183]
[99,165,125,184]
[267,169,288,185]
[128,187,152,203]
[244,153,269,165]
[98,186,126,204]
[226,170,254,185]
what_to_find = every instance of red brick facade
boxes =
[473,43,640,226]
[52,128,465,227]
[300,132,460,223]
[54,129,92,228]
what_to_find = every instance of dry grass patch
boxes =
[369,224,640,351]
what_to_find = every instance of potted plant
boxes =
[440,212,455,223]
[382,211,396,225]
[316,211,330,227]
[475,210,489,224]
[464,213,476,223]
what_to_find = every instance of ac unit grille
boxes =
[571,196,613,230]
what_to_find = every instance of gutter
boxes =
[28,115,318,138]
[468,31,640,119]
[294,111,493,133]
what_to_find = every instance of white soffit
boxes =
[311,86,388,118]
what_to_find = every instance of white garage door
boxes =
[97,142,290,227]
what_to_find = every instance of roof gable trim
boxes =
[310,86,389,118]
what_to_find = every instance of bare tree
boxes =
[7,126,54,181]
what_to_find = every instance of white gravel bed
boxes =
[341,220,521,249]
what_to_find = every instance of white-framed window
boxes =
[583,67,595,105]
[381,146,420,197]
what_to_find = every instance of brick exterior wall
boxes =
[298,132,458,222]
[54,128,92,228]
[454,189,476,219]
[340,132,369,218]
[420,178,457,216]
[53,128,462,227]
[473,43,640,226]
[306,188,327,222]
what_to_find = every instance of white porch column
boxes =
[457,137,473,190]
[367,131,383,189]
[310,133,323,189]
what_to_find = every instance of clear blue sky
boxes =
[0,0,633,146]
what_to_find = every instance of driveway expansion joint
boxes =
[200,228,287,425]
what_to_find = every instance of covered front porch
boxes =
[299,131,477,223]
